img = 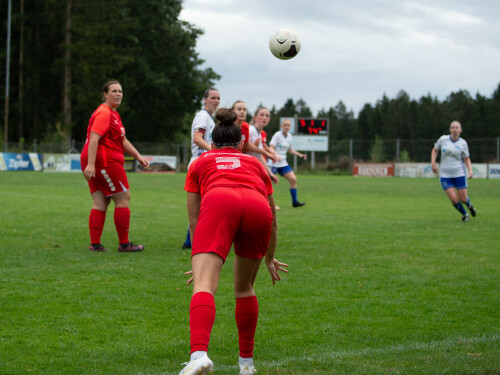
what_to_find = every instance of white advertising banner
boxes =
[471,164,488,179]
[488,163,500,179]
[395,163,488,179]
[395,163,435,178]
[292,135,328,151]
[43,153,81,172]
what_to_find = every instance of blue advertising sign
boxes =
[0,153,43,171]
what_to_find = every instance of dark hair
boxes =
[102,80,121,93]
[212,108,241,147]
[203,87,218,98]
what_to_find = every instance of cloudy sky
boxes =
[179,0,500,116]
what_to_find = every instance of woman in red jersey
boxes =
[80,81,149,252]
[179,108,288,375]
[232,100,280,183]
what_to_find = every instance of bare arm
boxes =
[123,137,149,168]
[83,132,101,180]
[243,141,280,162]
[463,156,473,178]
[288,148,307,160]
[431,148,439,174]
[257,154,279,184]
[265,193,288,284]
[193,131,211,152]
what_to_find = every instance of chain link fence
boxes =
[2,138,499,172]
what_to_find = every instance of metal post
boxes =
[33,138,37,153]
[3,0,12,152]
[293,155,297,171]
[396,138,400,162]
[311,151,315,170]
[183,138,188,171]
[497,137,499,161]
[176,142,180,173]
[349,139,353,160]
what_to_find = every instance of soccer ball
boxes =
[269,28,301,60]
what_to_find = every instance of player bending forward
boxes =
[179,108,288,375]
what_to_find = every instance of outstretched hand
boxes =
[184,270,193,286]
[265,257,288,285]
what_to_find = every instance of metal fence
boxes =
[2,137,499,172]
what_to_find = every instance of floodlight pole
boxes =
[3,0,12,152]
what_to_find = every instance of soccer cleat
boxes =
[89,244,109,252]
[462,214,470,222]
[118,242,144,252]
[292,201,306,207]
[239,362,257,374]
[179,354,213,375]
[469,205,477,217]
[182,243,192,250]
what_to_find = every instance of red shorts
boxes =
[81,157,129,197]
[192,187,273,261]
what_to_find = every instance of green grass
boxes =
[0,172,499,375]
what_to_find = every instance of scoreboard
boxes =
[296,118,328,136]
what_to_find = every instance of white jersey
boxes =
[434,135,469,178]
[189,109,215,166]
[248,125,263,157]
[269,131,292,168]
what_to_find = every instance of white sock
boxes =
[239,356,253,366]
[191,351,207,361]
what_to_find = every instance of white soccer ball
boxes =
[269,28,301,60]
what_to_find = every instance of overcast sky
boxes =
[179,0,500,117]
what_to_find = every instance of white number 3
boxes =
[216,157,241,170]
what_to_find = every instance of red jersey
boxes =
[82,104,125,166]
[241,121,250,144]
[185,148,273,198]
[261,130,267,144]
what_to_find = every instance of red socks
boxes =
[235,295,259,358]
[190,292,216,353]
[114,207,130,245]
[89,209,106,244]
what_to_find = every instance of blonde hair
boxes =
[231,100,246,110]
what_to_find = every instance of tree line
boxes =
[262,85,500,143]
[1,0,499,148]
[0,0,219,146]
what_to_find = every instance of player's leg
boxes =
[232,190,272,374]
[182,226,192,249]
[181,187,239,374]
[444,187,468,221]
[112,190,143,252]
[233,255,262,374]
[180,253,223,375]
[89,191,111,251]
[283,168,305,207]
[441,178,468,221]
[457,177,476,217]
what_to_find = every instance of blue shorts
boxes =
[440,176,467,190]
[270,165,293,176]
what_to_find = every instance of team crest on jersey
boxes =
[120,127,125,137]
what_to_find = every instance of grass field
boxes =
[0,172,499,375]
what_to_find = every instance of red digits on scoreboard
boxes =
[300,119,306,127]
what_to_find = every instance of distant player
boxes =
[179,108,287,375]
[431,120,477,221]
[80,80,149,252]
[249,107,281,183]
[182,88,220,250]
[268,119,307,207]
